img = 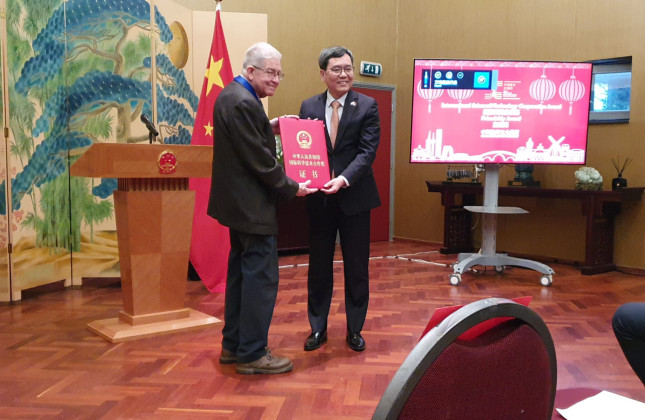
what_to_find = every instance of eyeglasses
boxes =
[252,65,285,81]
[327,66,354,76]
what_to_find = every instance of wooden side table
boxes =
[426,181,644,275]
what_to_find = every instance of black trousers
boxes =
[613,302,645,385]
[307,194,371,334]
[221,229,279,363]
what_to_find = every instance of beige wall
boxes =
[215,0,398,115]
[217,0,645,269]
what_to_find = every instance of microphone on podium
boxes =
[140,114,159,143]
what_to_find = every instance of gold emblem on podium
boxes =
[296,130,313,150]
[158,151,177,174]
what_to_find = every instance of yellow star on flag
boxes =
[205,56,224,95]
[204,122,214,136]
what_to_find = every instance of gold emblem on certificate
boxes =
[279,118,330,189]
[296,130,313,150]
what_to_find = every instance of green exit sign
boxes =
[360,61,382,77]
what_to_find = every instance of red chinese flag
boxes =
[189,6,234,292]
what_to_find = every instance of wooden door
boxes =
[353,85,393,242]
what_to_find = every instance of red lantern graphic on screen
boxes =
[417,80,443,113]
[447,89,474,113]
[530,68,556,114]
[559,69,586,115]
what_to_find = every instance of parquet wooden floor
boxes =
[1,239,644,419]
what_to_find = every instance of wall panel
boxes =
[197,0,645,269]
[394,0,645,268]
[4,0,644,276]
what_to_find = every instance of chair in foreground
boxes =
[372,298,557,419]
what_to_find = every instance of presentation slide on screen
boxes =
[410,60,593,164]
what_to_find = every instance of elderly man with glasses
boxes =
[208,42,316,374]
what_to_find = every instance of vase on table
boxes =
[612,175,627,191]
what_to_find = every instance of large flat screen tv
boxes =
[410,59,593,164]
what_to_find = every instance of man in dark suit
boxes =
[208,42,316,374]
[299,46,381,352]
[613,302,645,385]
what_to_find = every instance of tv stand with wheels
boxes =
[449,164,555,287]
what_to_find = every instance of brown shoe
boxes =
[219,349,237,364]
[236,350,293,375]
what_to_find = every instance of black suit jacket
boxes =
[208,80,299,235]
[299,89,381,215]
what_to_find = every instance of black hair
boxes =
[318,46,353,70]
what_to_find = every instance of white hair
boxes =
[241,42,282,76]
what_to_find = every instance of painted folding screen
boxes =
[0,0,197,301]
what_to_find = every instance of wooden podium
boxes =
[71,143,220,342]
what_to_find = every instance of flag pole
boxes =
[189,0,234,292]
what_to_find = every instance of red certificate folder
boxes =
[278,117,331,189]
